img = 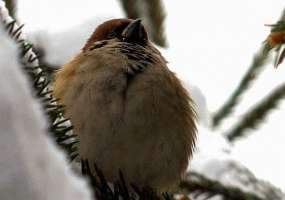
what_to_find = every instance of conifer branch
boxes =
[81,160,172,200]
[180,172,265,200]
[82,160,273,200]
[212,9,285,129]
[119,0,167,47]
[212,44,271,129]
[225,82,285,142]
[0,1,77,160]
[1,2,284,199]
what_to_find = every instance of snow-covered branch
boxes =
[0,2,92,199]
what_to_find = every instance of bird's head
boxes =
[83,19,149,51]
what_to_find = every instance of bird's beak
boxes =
[121,19,144,43]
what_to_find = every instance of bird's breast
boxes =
[54,47,196,190]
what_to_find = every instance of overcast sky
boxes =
[18,0,285,190]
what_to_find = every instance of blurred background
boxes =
[7,0,285,192]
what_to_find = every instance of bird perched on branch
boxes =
[53,18,197,192]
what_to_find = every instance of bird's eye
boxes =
[107,31,116,39]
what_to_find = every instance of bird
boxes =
[53,18,197,192]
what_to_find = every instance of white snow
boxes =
[190,126,284,199]
[0,24,92,200]
[29,17,109,66]
[13,0,285,195]
[17,0,124,33]
[183,81,211,127]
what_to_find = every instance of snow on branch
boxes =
[0,19,92,200]
[0,0,78,160]
[212,9,285,130]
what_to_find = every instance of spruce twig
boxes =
[34,46,58,80]
[179,172,265,200]
[82,161,271,200]
[212,44,271,128]
[0,2,77,160]
[224,9,285,141]
[81,160,171,200]
[119,0,167,47]
[212,9,285,129]
[225,82,285,142]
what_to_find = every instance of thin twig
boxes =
[212,9,285,129]
[180,172,265,200]
[212,44,271,128]
[225,82,285,142]
[0,1,77,160]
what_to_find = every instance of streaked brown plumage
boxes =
[53,18,197,191]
